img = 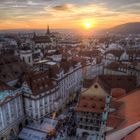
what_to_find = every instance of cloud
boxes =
[0,0,139,29]
[52,4,74,11]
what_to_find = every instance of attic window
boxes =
[101,106,104,110]
[94,84,98,88]
[83,104,87,107]
[92,105,95,108]
[3,74,6,78]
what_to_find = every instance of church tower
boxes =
[46,24,50,35]
[33,32,36,38]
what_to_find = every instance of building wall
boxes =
[76,112,102,137]
[58,65,83,107]
[0,95,24,139]
[19,50,33,66]
[86,63,104,79]
[24,88,59,121]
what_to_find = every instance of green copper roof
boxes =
[0,90,16,101]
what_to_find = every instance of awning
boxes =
[18,127,47,140]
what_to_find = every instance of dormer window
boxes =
[94,84,98,88]
[83,104,87,107]
[3,74,6,78]
[92,105,95,108]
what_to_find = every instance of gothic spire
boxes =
[46,24,50,35]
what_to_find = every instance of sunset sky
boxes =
[0,0,140,30]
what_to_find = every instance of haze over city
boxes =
[0,0,140,30]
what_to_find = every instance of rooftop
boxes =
[117,88,140,129]
[75,95,105,113]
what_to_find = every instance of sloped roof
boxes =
[25,72,57,95]
[75,95,105,113]
[117,89,140,129]
[97,75,136,93]
[0,54,28,83]
[32,35,51,43]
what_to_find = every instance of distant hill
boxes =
[108,22,140,34]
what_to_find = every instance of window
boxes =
[94,84,98,88]
[23,57,25,62]
[28,56,31,63]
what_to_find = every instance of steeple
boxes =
[46,24,50,35]
[33,32,36,38]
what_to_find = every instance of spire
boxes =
[33,32,36,38]
[46,24,50,35]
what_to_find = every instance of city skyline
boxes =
[0,0,140,30]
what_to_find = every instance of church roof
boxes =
[32,35,51,44]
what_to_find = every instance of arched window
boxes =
[19,123,23,130]
[25,119,28,125]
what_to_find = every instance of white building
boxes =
[20,72,60,122]
[0,82,24,140]
[19,49,33,66]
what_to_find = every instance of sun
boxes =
[84,22,92,29]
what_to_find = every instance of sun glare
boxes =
[85,22,92,29]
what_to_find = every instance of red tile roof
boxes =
[26,72,57,95]
[111,88,126,99]
[107,115,125,129]
[0,54,28,82]
[75,95,105,113]
[117,89,140,129]
[97,75,136,93]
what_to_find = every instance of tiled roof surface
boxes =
[107,115,125,129]
[98,75,136,93]
[32,35,51,43]
[0,54,28,82]
[111,88,126,99]
[75,95,105,113]
[117,89,140,129]
[26,72,57,95]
